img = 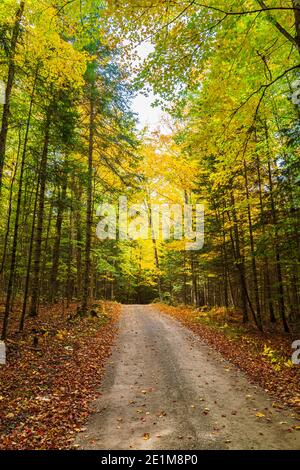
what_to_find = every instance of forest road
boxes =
[76,305,300,450]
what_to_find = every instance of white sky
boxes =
[132,91,163,131]
[130,42,164,131]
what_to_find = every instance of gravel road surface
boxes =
[76,305,300,450]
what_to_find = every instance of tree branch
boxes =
[230,64,300,122]
[193,1,300,16]
[255,0,297,48]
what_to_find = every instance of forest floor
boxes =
[76,305,300,450]
[0,301,120,450]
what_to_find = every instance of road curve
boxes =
[76,305,300,450]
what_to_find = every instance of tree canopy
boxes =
[0,0,299,338]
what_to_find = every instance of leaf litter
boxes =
[0,301,120,449]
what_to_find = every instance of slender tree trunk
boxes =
[221,210,229,308]
[65,210,73,307]
[152,237,162,301]
[0,1,25,194]
[81,97,94,313]
[228,193,249,323]
[243,158,263,331]
[229,193,260,327]
[0,129,21,276]
[39,198,54,299]
[293,1,300,50]
[267,159,289,332]
[147,197,162,302]
[1,71,36,339]
[191,253,198,306]
[19,170,40,331]
[50,175,67,302]
[30,106,52,317]
[256,154,276,323]
[74,181,83,300]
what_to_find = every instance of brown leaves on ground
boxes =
[157,304,300,414]
[0,301,120,450]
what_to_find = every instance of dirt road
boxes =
[76,305,300,450]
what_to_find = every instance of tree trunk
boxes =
[74,181,83,300]
[81,97,94,313]
[1,70,36,339]
[147,198,162,302]
[221,210,229,309]
[29,106,52,317]
[0,129,21,276]
[256,154,276,323]
[243,158,263,331]
[267,159,289,332]
[228,192,249,323]
[50,174,67,302]
[19,170,40,331]
[293,1,300,51]
[0,1,25,194]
